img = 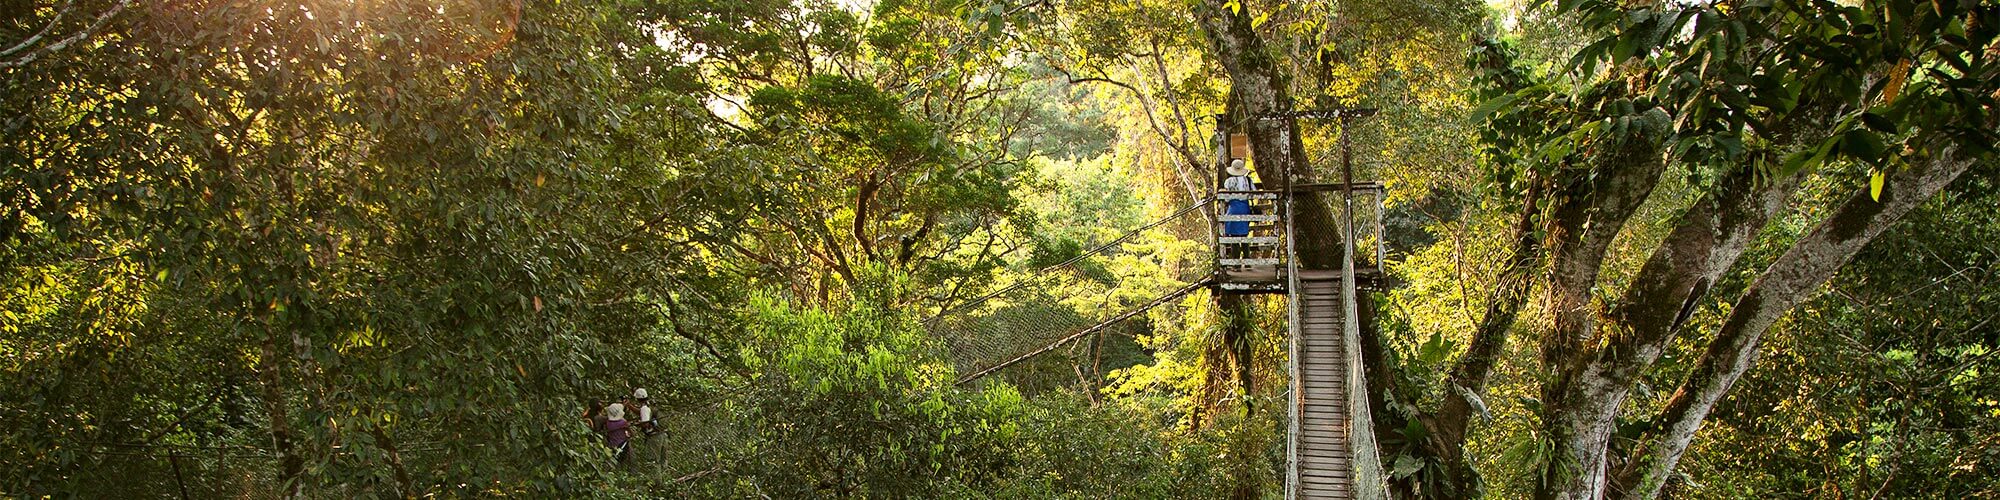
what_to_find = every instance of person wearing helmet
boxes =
[632,388,656,436]
[604,403,631,464]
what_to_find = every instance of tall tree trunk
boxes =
[1535,130,1669,500]
[1197,2,1308,428]
[1195,6,1372,499]
[1191,0,1342,267]
[1611,146,1977,499]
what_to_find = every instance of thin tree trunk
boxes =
[1614,146,1976,500]
[369,422,414,498]
[259,335,304,498]
[1430,172,1544,491]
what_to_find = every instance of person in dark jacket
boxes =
[603,403,631,464]
[582,399,607,432]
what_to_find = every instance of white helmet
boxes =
[633,388,648,399]
[606,403,626,421]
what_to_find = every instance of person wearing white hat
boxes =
[1222,160,1257,258]
[631,388,655,436]
[604,403,632,463]
[1224,158,1254,190]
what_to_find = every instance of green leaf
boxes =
[1779,140,1833,176]
[1470,92,1523,124]
[1861,112,1897,133]
[1841,129,1886,163]
[1390,454,1426,479]
[1419,331,1452,365]
[1567,36,1616,76]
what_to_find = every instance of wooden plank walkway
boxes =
[1295,276,1353,499]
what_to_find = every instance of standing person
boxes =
[604,403,631,464]
[631,388,656,436]
[582,399,606,433]
[1222,159,1257,261]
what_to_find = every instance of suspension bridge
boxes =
[929,111,1392,499]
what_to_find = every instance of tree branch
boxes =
[1,0,132,69]
[1616,145,1979,500]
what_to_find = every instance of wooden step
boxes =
[1300,394,1347,403]
[1300,410,1350,421]
[1300,442,1351,453]
[1300,480,1353,493]
[1300,422,1351,432]
[1299,453,1352,464]
[1301,386,1348,397]
[1218,214,1279,223]
[1298,488,1352,500]
[1219,258,1281,266]
[1216,192,1280,200]
[1300,474,1353,485]
[1299,438,1351,447]
[1302,402,1350,412]
[1217,236,1282,245]
[1299,363,1349,373]
[1300,458,1353,471]
[1300,420,1350,432]
[1298,487,1352,499]
[1298,486,1352,498]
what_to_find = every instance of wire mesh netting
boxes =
[927,201,1217,386]
[1294,118,1391,274]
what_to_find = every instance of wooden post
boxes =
[1375,193,1386,268]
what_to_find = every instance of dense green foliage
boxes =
[3,0,1995,498]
